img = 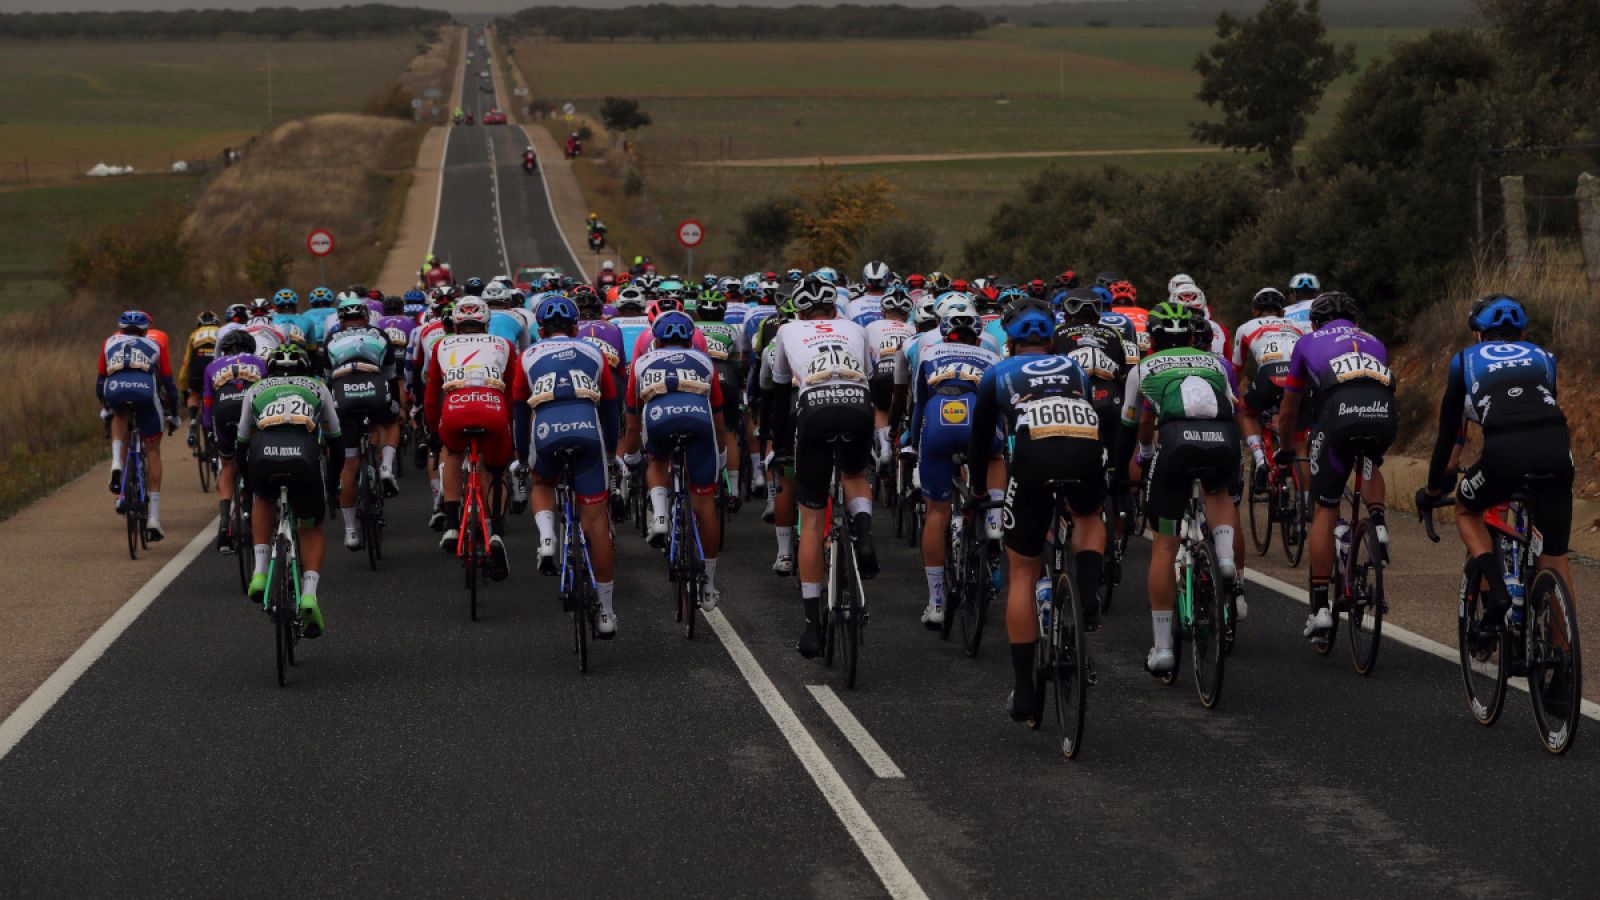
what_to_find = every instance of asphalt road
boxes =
[5,46,1598,897]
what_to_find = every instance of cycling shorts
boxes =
[1308,383,1395,508]
[642,398,719,494]
[1459,425,1573,556]
[439,390,513,469]
[793,385,873,509]
[869,373,894,413]
[332,373,399,435]
[532,401,609,502]
[1146,419,1241,535]
[1241,363,1289,416]
[1087,379,1121,449]
[105,375,164,439]
[715,362,744,434]
[915,393,992,503]
[246,430,326,526]
[1002,434,1106,558]
[210,397,246,459]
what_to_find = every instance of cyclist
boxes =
[1231,287,1303,484]
[694,287,748,504]
[306,287,338,341]
[482,282,529,351]
[402,289,428,319]
[1170,280,1229,357]
[179,310,220,429]
[513,295,622,635]
[866,286,915,467]
[1274,291,1395,644]
[1053,288,1129,451]
[907,306,1002,628]
[619,311,729,608]
[237,343,341,639]
[325,297,403,550]
[411,297,456,530]
[969,301,1106,722]
[1284,272,1321,333]
[574,287,626,457]
[612,285,652,365]
[100,310,178,540]
[202,330,267,551]
[425,297,515,580]
[847,261,891,326]
[1419,294,1575,627]
[243,298,286,356]
[765,278,879,658]
[270,289,313,348]
[1118,302,1242,674]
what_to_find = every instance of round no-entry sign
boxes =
[306,229,335,257]
[676,219,704,248]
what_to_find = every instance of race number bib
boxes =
[803,345,866,385]
[258,395,317,431]
[1255,333,1294,364]
[1019,396,1098,440]
[1329,350,1392,386]
[876,335,904,360]
[927,361,986,389]
[1067,347,1118,382]
[442,362,504,392]
[582,336,621,368]
[527,372,557,408]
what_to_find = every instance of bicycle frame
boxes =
[264,484,302,610]
[668,443,705,575]
[456,437,491,560]
[557,456,596,597]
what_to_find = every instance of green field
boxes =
[518,26,1425,271]
[0,37,420,179]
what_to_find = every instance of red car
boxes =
[482,108,507,125]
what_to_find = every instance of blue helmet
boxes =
[537,295,579,326]
[1090,285,1113,309]
[118,310,151,332]
[308,287,335,308]
[1003,307,1054,343]
[272,288,298,309]
[652,310,695,344]
[403,289,426,305]
[1469,294,1527,332]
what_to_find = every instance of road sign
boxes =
[306,229,335,257]
[677,219,704,248]
[423,87,443,99]
[562,102,576,116]
[411,98,423,109]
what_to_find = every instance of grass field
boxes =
[0,37,420,180]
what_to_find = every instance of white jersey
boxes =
[1231,315,1300,372]
[770,317,874,397]
[243,318,285,356]
[845,291,885,325]
[1283,300,1313,334]
[433,333,514,391]
[864,318,914,375]
[895,327,1001,385]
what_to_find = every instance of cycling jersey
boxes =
[99,333,176,439]
[201,352,266,457]
[1120,348,1237,427]
[425,333,517,468]
[1110,305,1149,354]
[271,312,315,348]
[630,324,708,361]
[514,336,617,501]
[1285,320,1396,507]
[1283,319,1393,418]
[375,315,418,367]
[770,317,875,507]
[326,324,400,431]
[896,328,1001,386]
[612,314,651,364]
[1283,299,1314,334]
[489,309,527,351]
[179,325,218,403]
[1096,313,1142,366]
[1232,314,1301,414]
[724,301,749,329]
[742,305,776,352]
[627,345,725,492]
[908,340,1000,503]
[865,318,914,412]
[243,318,286,356]
[238,375,342,525]
[845,292,884,327]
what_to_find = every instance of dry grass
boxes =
[185,113,423,292]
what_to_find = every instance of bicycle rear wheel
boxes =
[1457,566,1508,727]
[463,525,480,622]
[1347,519,1385,675]
[271,539,292,687]
[573,559,592,674]
[961,532,993,658]
[1280,478,1306,567]
[940,523,961,642]
[1247,459,1272,555]
[198,442,214,493]
[232,496,250,594]
[840,547,862,690]
[1049,572,1087,758]
[1100,490,1121,615]
[1527,569,1581,754]
[1189,539,1226,709]
[126,505,140,560]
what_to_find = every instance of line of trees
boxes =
[500,4,988,42]
[0,5,450,41]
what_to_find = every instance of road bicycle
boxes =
[1423,476,1582,754]
[1247,419,1309,567]
[894,447,924,549]
[1314,444,1387,675]
[818,437,869,689]
[664,434,708,640]
[354,417,386,572]
[552,448,600,673]
[228,469,252,594]
[1159,474,1230,709]
[189,415,218,493]
[455,429,493,621]
[116,405,150,561]
[261,477,303,687]
[1035,479,1091,759]
[942,459,999,659]
[1099,473,1136,616]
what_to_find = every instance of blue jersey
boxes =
[1448,340,1562,432]
[908,340,1000,441]
[271,312,315,347]
[489,310,526,351]
[613,315,651,365]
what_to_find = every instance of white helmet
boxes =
[934,292,977,321]
[1173,285,1208,312]
[912,291,939,326]
[1289,272,1321,292]
[790,280,837,312]
[481,283,510,305]
[861,261,890,288]
[601,259,615,271]
[452,297,491,326]
[812,267,839,285]
[1167,273,1196,298]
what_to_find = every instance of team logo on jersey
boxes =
[1480,343,1529,361]
[1020,358,1068,376]
[940,398,969,425]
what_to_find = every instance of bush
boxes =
[363,83,415,120]
[623,167,644,197]
[735,195,795,268]
[858,221,939,274]
[63,205,191,304]
[599,96,652,132]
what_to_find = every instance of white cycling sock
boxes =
[846,496,873,518]
[380,445,397,471]
[649,486,669,522]
[430,478,441,500]
[775,526,793,557]
[875,426,890,458]
[801,581,822,600]
[925,566,944,605]
[253,544,269,576]
[597,580,615,616]
[1246,434,1264,467]
[729,471,740,497]
[341,506,357,531]
[111,440,125,469]
[148,492,160,519]
[704,556,718,591]
[301,570,320,598]
[1153,610,1174,650]
[535,511,556,547]
[1212,525,1236,571]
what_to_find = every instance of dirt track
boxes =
[687,147,1229,167]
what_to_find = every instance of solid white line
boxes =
[1240,565,1600,721]
[705,609,927,899]
[0,519,216,764]
[806,685,905,779]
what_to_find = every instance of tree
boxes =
[1475,0,1600,137]
[857,221,939,274]
[788,168,896,269]
[1191,0,1355,180]
[735,195,796,268]
[599,96,652,133]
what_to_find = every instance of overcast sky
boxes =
[2,0,1022,10]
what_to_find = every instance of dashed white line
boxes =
[806,685,905,779]
[705,609,927,899]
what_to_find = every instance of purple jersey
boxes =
[1284,319,1392,399]
[376,314,418,356]
[576,319,625,373]
[201,352,267,429]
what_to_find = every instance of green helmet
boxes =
[696,287,727,317]
[267,342,312,376]
[1146,300,1194,351]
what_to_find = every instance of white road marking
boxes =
[1242,566,1600,721]
[806,685,905,779]
[0,519,217,764]
[705,609,927,899]
[483,128,513,277]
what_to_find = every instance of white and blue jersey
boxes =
[907,340,999,502]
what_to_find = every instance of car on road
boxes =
[482,109,507,125]
[514,265,563,292]
[480,70,490,78]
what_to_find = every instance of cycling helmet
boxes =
[1001,299,1056,344]
[950,278,971,295]
[403,289,426,306]
[912,292,939,327]
[272,289,298,309]
[347,284,368,298]
[336,296,369,320]
[928,271,951,292]
[266,342,312,376]
[481,283,510,305]
[381,295,404,315]
[452,297,490,328]
[939,311,981,341]
[997,287,1028,310]
[196,310,220,327]
[248,298,273,317]
[118,310,151,332]
[1289,272,1321,293]
[217,330,256,357]
[881,287,913,317]
[812,267,839,285]
[308,286,335,308]
[1166,274,1196,298]
[905,273,927,291]
[697,288,728,318]
[1023,278,1047,299]
[1147,301,1194,351]
[224,303,250,324]
[1052,270,1080,291]
[1172,285,1207,312]
[1093,270,1122,289]
[1090,285,1114,309]
[616,286,647,312]
[790,278,837,313]
[1062,287,1102,320]
[933,292,976,321]
[652,310,696,344]
[657,278,684,298]
[536,295,579,328]
[1251,287,1287,313]
[1468,294,1528,333]
[861,261,890,289]
[1309,292,1360,328]
[784,268,803,284]
[1108,280,1137,305]
[463,276,485,296]
[700,274,720,290]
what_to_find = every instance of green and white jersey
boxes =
[238,375,342,444]
[698,321,742,363]
[325,324,395,380]
[1120,348,1235,427]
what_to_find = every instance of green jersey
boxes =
[238,375,342,444]
[1120,348,1235,427]
[698,321,742,363]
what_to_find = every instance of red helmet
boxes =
[906,273,926,290]
[1108,280,1138,304]
[1026,278,1047,298]
[950,278,970,293]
